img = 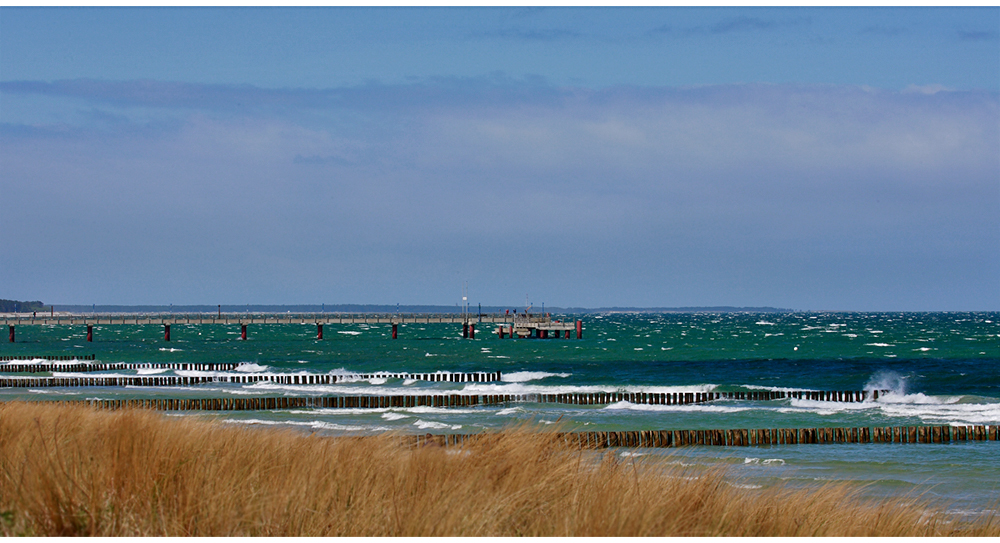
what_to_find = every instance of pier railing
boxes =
[1,312,523,325]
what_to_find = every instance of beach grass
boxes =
[0,401,995,536]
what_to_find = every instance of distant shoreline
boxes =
[47,304,796,314]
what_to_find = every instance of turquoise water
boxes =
[2,311,998,512]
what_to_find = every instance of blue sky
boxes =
[1,7,998,310]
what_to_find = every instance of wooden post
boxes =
[317,324,323,340]
[241,324,247,340]
[8,325,13,343]
[164,324,170,341]
[87,325,93,342]
[392,323,398,339]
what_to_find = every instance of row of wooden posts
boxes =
[0,362,241,373]
[0,390,895,414]
[0,354,97,362]
[0,372,505,388]
[10,397,994,447]
[18,395,501,410]
[406,425,999,448]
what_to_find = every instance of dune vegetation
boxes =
[0,401,995,536]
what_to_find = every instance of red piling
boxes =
[164,324,170,342]
[392,323,398,339]
[87,325,93,342]
[469,323,475,339]
[8,325,14,343]
[576,320,583,339]
[241,324,247,340]
[317,324,323,340]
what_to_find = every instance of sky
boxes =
[1,7,998,311]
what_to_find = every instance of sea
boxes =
[2,311,998,515]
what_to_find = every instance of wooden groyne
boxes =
[0,354,96,362]
[0,391,892,411]
[0,362,241,373]
[0,370,503,386]
[405,425,999,448]
[4,397,995,447]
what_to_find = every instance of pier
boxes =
[1,313,584,342]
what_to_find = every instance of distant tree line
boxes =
[0,299,46,313]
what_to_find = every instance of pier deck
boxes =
[2,313,584,341]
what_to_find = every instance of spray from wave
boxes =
[865,370,908,396]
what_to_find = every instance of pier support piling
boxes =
[87,325,93,342]
[576,320,583,339]
[164,324,170,342]
[469,323,475,339]
[241,324,247,340]
[8,325,13,343]
[392,323,398,339]
[316,324,323,340]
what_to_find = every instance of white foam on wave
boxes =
[604,401,750,414]
[462,383,718,395]
[158,348,183,352]
[338,331,362,335]
[784,399,873,416]
[742,384,817,393]
[784,389,1000,425]
[744,458,786,466]
[136,368,168,375]
[236,363,269,372]
[248,382,429,396]
[878,391,959,405]
[501,371,572,383]
[221,418,383,432]
[495,406,523,416]
[381,412,410,421]
[865,343,895,347]
[286,406,478,417]
[879,399,1000,425]
[413,420,461,430]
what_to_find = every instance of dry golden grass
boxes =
[0,401,995,536]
